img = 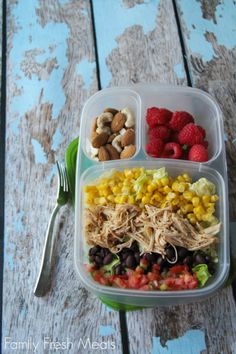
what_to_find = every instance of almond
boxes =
[104,107,119,115]
[92,132,109,148]
[105,144,120,160]
[121,129,135,147]
[98,146,110,161]
[120,144,136,159]
[111,112,126,133]
[107,133,117,143]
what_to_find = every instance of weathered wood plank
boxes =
[92,0,236,353]
[3,1,122,353]
[93,0,186,88]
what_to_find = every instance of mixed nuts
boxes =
[88,107,136,161]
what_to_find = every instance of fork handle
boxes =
[34,204,61,297]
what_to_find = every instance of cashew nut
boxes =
[121,107,135,128]
[112,134,122,153]
[96,126,111,134]
[97,112,113,127]
[119,128,127,136]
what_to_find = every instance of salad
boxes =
[83,167,220,291]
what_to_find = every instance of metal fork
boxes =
[34,161,69,297]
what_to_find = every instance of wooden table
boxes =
[2,1,236,353]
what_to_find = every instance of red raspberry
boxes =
[197,125,206,139]
[188,144,209,162]
[202,140,209,148]
[169,111,194,131]
[162,142,182,159]
[146,139,164,157]
[178,123,205,146]
[169,130,180,143]
[146,107,172,128]
[148,125,170,141]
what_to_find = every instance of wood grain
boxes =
[91,0,236,353]
[3,1,122,353]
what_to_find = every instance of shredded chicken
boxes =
[84,204,220,256]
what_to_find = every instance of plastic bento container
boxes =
[74,83,230,307]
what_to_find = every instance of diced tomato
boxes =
[139,285,150,291]
[147,272,160,282]
[169,265,188,275]
[152,264,161,273]
[128,274,142,288]
[112,277,128,288]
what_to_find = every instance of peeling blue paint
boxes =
[10,0,69,122]
[93,0,159,87]
[99,325,115,336]
[174,63,185,79]
[76,59,95,89]
[179,0,236,62]
[9,120,20,135]
[31,138,47,164]
[52,127,63,151]
[46,164,57,183]
[152,330,206,354]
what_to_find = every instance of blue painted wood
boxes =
[177,0,236,61]
[93,0,159,87]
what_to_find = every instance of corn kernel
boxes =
[183,173,192,182]
[167,192,176,200]
[94,197,107,205]
[177,175,185,182]
[193,205,205,215]
[147,183,156,193]
[142,196,150,204]
[171,197,180,206]
[183,191,194,200]
[202,195,211,205]
[192,196,200,206]
[107,195,115,202]
[136,192,143,200]
[172,181,180,192]
[160,176,169,186]
[151,192,162,202]
[202,213,212,222]
[128,195,135,204]
[207,206,215,214]
[112,186,120,194]
[211,195,219,202]
[163,185,172,194]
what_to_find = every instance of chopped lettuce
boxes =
[192,264,212,287]
[133,167,168,194]
[103,256,120,275]
[190,177,216,196]
[133,173,149,193]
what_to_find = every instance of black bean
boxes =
[177,247,189,260]
[130,242,139,252]
[103,253,114,265]
[89,255,95,262]
[94,255,103,266]
[89,246,101,256]
[195,253,207,265]
[183,255,192,265]
[114,265,123,275]
[134,252,140,263]
[121,251,133,260]
[205,255,211,263]
[125,255,137,269]
[156,255,165,266]
[143,253,157,263]
[166,247,175,260]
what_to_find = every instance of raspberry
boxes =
[146,139,164,157]
[197,125,206,139]
[188,144,209,162]
[169,111,194,131]
[169,130,180,143]
[202,140,209,148]
[148,125,170,141]
[178,123,205,146]
[146,107,172,128]
[162,142,182,159]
